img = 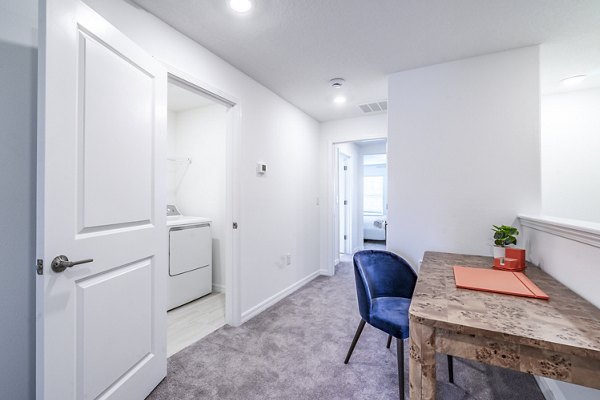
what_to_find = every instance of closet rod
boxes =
[167,157,192,164]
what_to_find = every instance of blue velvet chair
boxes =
[344,250,454,399]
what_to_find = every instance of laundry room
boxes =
[165,77,229,356]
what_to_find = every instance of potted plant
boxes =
[491,224,519,258]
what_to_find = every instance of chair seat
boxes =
[370,297,411,340]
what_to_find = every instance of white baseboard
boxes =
[334,258,340,266]
[319,268,333,276]
[241,270,321,323]
[212,283,225,293]
[535,377,567,400]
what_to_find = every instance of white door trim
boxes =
[338,151,351,254]
[162,63,242,327]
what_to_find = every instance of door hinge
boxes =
[233,222,238,229]
[343,200,347,205]
[36,259,44,275]
[343,166,347,171]
[344,235,347,240]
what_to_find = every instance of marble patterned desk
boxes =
[409,251,600,400]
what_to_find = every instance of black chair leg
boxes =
[387,335,392,349]
[448,355,454,384]
[344,319,366,364]
[397,338,405,400]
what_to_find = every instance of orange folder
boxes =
[453,266,549,300]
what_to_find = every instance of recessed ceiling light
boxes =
[560,75,587,86]
[334,96,347,104]
[229,0,252,13]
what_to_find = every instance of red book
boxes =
[453,266,549,300]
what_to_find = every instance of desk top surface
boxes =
[409,251,600,359]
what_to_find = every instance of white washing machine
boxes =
[167,205,212,310]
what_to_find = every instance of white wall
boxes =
[168,104,228,289]
[166,109,178,202]
[0,0,37,398]
[83,0,320,318]
[359,141,387,156]
[536,76,600,400]
[387,46,541,267]
[319,113,387,273]
[541,88,600,223]
[520,219,600,400]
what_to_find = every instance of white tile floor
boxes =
[167,292,226,357]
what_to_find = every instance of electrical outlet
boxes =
[286,253,292,265]
[257,163,267,175]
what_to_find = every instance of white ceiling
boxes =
[134,0,600,121]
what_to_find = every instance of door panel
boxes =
[37,1,167,399]
[79,30,153,231]
[76,260,152,400]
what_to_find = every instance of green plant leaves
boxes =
[491,224,519,247]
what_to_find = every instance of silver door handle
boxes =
[51,255,94,273]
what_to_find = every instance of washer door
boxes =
[169,225,211,276]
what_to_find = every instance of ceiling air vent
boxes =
[358,100,388,114]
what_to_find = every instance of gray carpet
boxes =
[147,262,545,399]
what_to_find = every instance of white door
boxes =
[36,1,167,399]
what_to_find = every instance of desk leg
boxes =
[409,322,437,400]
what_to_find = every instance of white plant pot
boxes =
[492,246,506,259]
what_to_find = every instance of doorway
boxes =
[331,139,387,270]
[166,78,227,355]
[362,151,388,250]
[165,70,242,355]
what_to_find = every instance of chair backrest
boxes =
[352,250,417,322]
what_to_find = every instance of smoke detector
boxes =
[329,78,345,88]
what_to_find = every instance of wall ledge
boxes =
[519,215,600,249]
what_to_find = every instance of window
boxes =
[363,176,384,215]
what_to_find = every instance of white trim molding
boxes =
[241,270,321,323]
[519,215,600,249]
[212,283,225,293]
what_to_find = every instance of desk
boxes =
[409,251,600,399]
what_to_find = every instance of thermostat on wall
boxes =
[257,163,267,175]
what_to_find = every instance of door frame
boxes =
[325,138,387,276]
[164,64,242,327]
[337,151,351,255]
